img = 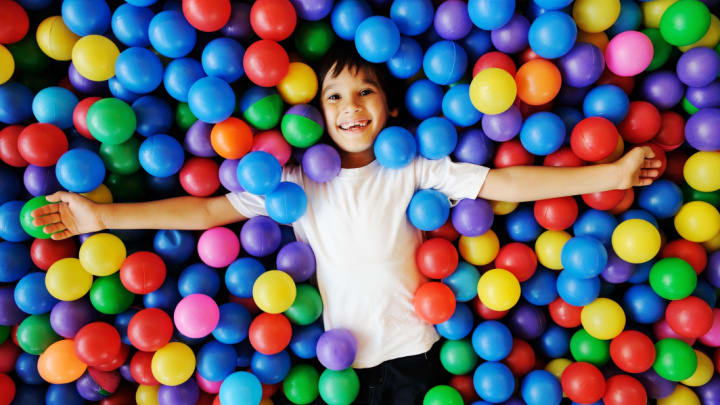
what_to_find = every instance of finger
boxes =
[641,169,659,178]
[642,160,662,169]
[45,191,74,203]
[31,203,59,219]
[637,178,653,187]
[42,223,67,235]
[642,146,655,159]
[32,213,62,227]
[51,230,74,240]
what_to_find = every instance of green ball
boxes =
[16,314,61,355]
[87,98,137,145]
[423,385,463,405]
[295,21,336,62]
[682,182,720,206]
[682,97,699,115]
[649,258,697,300]
[106,172,145,202]
[570,329,610,366]
[0,325,8,345]
[100,137,141,175]
[89,273,135,315]
[19,196,52,239]
[281,108,324,148]
[659,0,711,46]
[318,368,359,405]
[439,339,478,375]
[7,35,50,74]
[243,92,283,130]
[284,284,323,326]
[653,338,698,381]
[176,102,198,131]
[283,364,320,405]
[642,28,672,71]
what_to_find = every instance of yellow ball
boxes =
[36,16,79,61]
[684,151,720,192]
[151,342,195,386]
[45,258,93,301]
[682,350,713,387]
[253,270,297,314]
[675,201,720,242]
[534,230,571,270]
[136,384,160,405]
[573,0,621,33]
[545,358,572,379]
[71,35,119,81]
[581,298,626,340]
[277,62,318,105]
[577,30,609,52]
[611,219,661,263]
[82,184,113,204]
[477,269,521,311]
[459,230,499,266]
[0,45,13,85]
[469,68,516,115]
[642,0,679,29]
[703,229,720,252]
[657,385,700,405]
[679,14,720,51]
[79,233,127,276]
[490,200,518,215]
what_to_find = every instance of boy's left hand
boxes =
[614,146,663,189]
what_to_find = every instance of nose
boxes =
[342,94,362,114]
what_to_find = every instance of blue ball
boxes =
[0,242,30,283]
[454,129,494,166]
[266,182,308,224]
[126,0,156,5]
[528,11,577,59]
[331,0,372,40]
[521,267,557,306]
[108,77,141,103]
[164,58,206,102]
[561,236,608,279]
[55,149,105,193]
[461,28,493,61]
[178,263,220,297]
[423,40,468,85]
[115,47,164,94]
[132,95,173,137]
[197,341,238,382]
[539,325,569,358]
[202,38,245,83]
[14,272,58,314]
[139,134,185,177]
[620,209,658,228]
[556,271,600,306]
[533,0,573,9]
[213,303,251,345]
[0,200,29,242]
[188,76,235,124]
[225,257,265,298]
[554,106,584,139]
[17,0,53,9]
[573,209,617,246]
[520,112,565,155]
[506,206,542,243]
[521,370,562,405]
[114,308,138,345]
[436,303,474,340]
[0,82,34,125]
[355,16,401,63]
[251,350,291,384]
[607,0,642,36]
[416,117,458,160]
[472,320,513,361]
[407,189,450,231]
[46,383,85,405]
[374,126,417,168]
[143,276,181,312]
[32,87,78,130]
[390,0,433,36]
[473,361,515,403]
[405,79,443,120]
[638,179,683,219]
[112,4,153,47]
[290,322,324,359]
[237,151,282,195]
[443,261,480,302]
[443,84,483,127]
[15,353,43,384]
[628,260,653,284]
[583,84,629,124]
[623,284,665,324]
[148,11,196,58]
[0,166,20,205]
[468,0,515,30]
[387,36,423,79]
[153,229,194,264]
[62,0,111,36]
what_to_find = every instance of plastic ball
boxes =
[423,40,468,86]
[473,361,514,403]
[115,47,163,94]
[442,84,483,128]
[686,108,720,151]
[71,34,118,82]
[477,269,520,312]
[374,126,416,168]
[611,219,661,264]
[249,313,292,355]
[37,339,87,384]
[173,294,219,339]
[649,258,697,300]
[491,13,529,54]
[17,123,68,167]
[354,16,399,63]
[674,200,720,242]
[281,104,323,148]
[558,42,604,88]
[521,370,562,405]
[148,11,196,58]
[469,67,516,115]
[416,238,459,279]
[331,0,372,40]
[434,0,472,41]
[87,98,136,145]
[582,298,626,340]
[653,338,697,381]
[659,0,711,46]
[0,0,29,44]
[677,47,720,87]
[605,30,653,77]
[390,0,433,36]
[265,182,307,224]
[36,16,80,61]
[467,0,515,30]
[583,84,629,125]
[55,149,105,193]
[32,86,78,130]
[236,151,281,195]
[277,62,317,104]
[603,375,648,405]
[528,11,577,59]
[183,0,231,32]
[561,362,606,404]
[684,151,720,192]
[316,329,357,371]
[187,77,235,124]
[151,342,195,386]
[519,112,564,156]
[250,0,295,41]
[516,60,562,107]
[557,271,601,307]
[302,143,340,183]
[252,270,296,314]
[111,4,153,47]
[572,0,620,33]
[387,36,423,79]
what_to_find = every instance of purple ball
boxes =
[500,398,524,405]
[558,42,605,88]
[221,2,252,41]
[686,80,720,109]
[482,105,522,142]
[676,47,720,87]
[0,286,25,326]
[159,378,200,405]
[23,164,61,197]
[240,216,281,257]
[434,0,472,41]
[451,198,493,237]
[600,252,635,284]
[286,104,324,129]
[316,328,357,370]
[302,143,341,183]
[276,241,316,283]
[453,128,494,165]
[641,70,685,110]
[706,250,720,288]
[119,363,135,382]
[50,298,97,338]
[184,120,216,157]
[75,371,110,401]
[491,14,530,54]
[219,159,244,192]
[507,302,546,340]
[68,63,108,95]
[686,108,720,151]
[637,369,677,399]
[697,375,720,405]
[290,0,333,21]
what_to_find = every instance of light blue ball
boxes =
[443,261,480,302]
[139,134,185,177]
[623,284,665,324]
[374,126,416,168]
[468,0,515,30]
[202,38,245,83]
[188,76,235,124]
[472,320,513,361]
[331,0,372,40]
[521,370,562,405]
[405,79,443,120]
[416,117,458,160]
[355,16,401,63]
[32,87,78,129]
[561,236,608,279]
[111,4,153,47]
[148,10,197,58]
[115,47,164,94]
[265,182,308,224]
[390,0,434,36]
[573,209,617,246]
[62,0,111,36]
[236,151,282,195]
[14,272,58,314]
[556,271,600,306]
[533,0,573,10]
[197,340,238,382]
[251,350,291,384]
[108,76,141,103]
[423,40,468,85]
[473,361,515,403]
[519,112,565,156]
[528,11,577,59]
[407,189,450,231]
[443,84,483,127]
[225,257,265,298]
[387,36,423,79]
[436,303,474,340]
[163,58,205,103]
[55,149,106,193]
[583,84,630,124]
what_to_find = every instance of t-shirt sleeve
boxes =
[225,165,303,218]
[413,156,490,203]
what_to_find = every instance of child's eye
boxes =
[328,94,340,101]
[360,89,374,96]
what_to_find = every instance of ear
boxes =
[389,107,399,118]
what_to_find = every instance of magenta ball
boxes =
[174,293,220,338]
[605,30,653,77]
[699,308,720,347]
[316,328,357,370]
[197,227,240,268]
[433,0,472,40]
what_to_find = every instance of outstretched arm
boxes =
[478,146,661,203]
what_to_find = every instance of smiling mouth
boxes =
[338,119,371,132]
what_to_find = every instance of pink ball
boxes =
[653,318,696,346]
[605,31,653,77]
[197,227,240,268]
[251,129,291,166]
[699,309,720,347]
[174,294,220,338]
[196,371,222,393]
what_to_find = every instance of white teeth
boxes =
[339,120,369,130]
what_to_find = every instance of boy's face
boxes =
[320,65,397,154]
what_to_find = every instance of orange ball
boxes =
[38,339,87,384]
[515,59,561,106]
[210,117,253,159]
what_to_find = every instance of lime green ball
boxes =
[16,314,61,355]
[318,368,359,405]
[283,364,320,405]
[0,325,9,344]
[642,28,672,71]
[439,339,478,375]
[570,329,610,366]
[243,92,283,130]
[19,196,52,239]
[284,284,323,326]
[649,258,697,300]
[7,35,50,74]
[682,183,720,206]
[653,338,698,381]
[659,0,711,46]
[176,102,198,131]
[87,98,136,145]
[423,385,463,405]
[295,21,336,62]
[106,172,145,202]
[89,273,135,315]
[281,107,324,148]
[682,97,699,115]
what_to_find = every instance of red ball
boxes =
[0,341,20,374]
[449,375,478,403]
[666,296,713,339]
[0,125,28,167]
[182,0,231,32]
[74,322,122,367]
[652,111,685,151]
[548,297,582,328]
[642,143,667,178]
[99,384,136,405]
[0,372,15,405]
[473,51,516,76]
[249,313,292,355]
[17,123,68,167]
[543,147,585,167]
[518,47,543,64]
[473,297,508,320]
[128,308,174,352]
[94,343,129,372]
[262,383,280,399]
[534,196,578,230]
[120,251,167,294]
[413,282,456,324]
[503,338,535,376]
[426,219,460,242]
[250,0,296,41]
[494,139,534,168]
[608,188,634,215]
[243,39,290,87]
[129,351,159,386]
[609,330,655,374]
[618,101,661,144]
[416,238,459,279]
[179,157,220,197]
[0,0,29,44]
[663,149,687,184]
[661,239,707,274]
[581,189,625,211]
[603,375,647,405]
[73,97,101,140]
[561,362,606,404]
[517,99,554,119]
[494,242,537,282]
[596,69,635,94]
[30,238,77,271]
[570,117,619,162]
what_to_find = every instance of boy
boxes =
[32,46,660,404]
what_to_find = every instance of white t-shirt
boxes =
[226,156,490,368]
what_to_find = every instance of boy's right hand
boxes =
[31,191,105,240]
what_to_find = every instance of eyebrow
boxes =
[321,76,380,97]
